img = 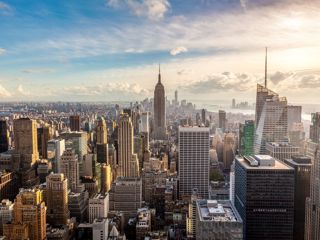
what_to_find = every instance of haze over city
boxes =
[0,0,320,103]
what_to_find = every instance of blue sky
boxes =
[0,0,320,103]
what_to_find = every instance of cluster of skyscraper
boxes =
[0,55,319,240]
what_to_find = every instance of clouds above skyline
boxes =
[0,0,319,103]
[107,0,170,20]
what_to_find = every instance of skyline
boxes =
[0,0,320,103]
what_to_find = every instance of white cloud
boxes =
[0,48,5,55]
[22,68,55,74]
[125,48,144,53]
[170,46,188,56]
[240,0,248,10]
[0,2,10,10]
[0,84,11,98]
[107,0,170,20]
[17,84,31,96]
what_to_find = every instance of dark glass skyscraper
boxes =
[0,120,9,153]
[239,120,254,156]
[284,155,311,240]
[234,155,294,240]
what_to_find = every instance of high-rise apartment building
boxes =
[70,115,81,131]
[46,173,70,225]
[254,84,288,154]
[3,188,46,240]
[305,142,320,240]
[153,66,167,140]
[96,117,108,164]
[234,155,294,240]
[0,120,9,153]
[223,133,236,171]
[13,118,39,169]
[266,142,299,161]
[60,148,80,193]
[178,126,210,199]
[218,110,226,131]
[117,113,139,178]
[284,156,311,240]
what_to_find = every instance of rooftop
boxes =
[179,126,209,132]
[237,155,293,170]
[197,200,242,223]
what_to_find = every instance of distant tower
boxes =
[70,115,81,131]
[60,148,80,192]
[153,65,167,140]
[13,118,39,169]
[175,90,178,105]
[46,173,70,225]
[218,110,227,132]
[201,109,206,125]
[232,98,236,109]
[117,114,139,178]
[0,120,9,153]
[96,117,108,164]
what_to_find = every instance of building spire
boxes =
[158,63,161,83]
[265,47,268,88]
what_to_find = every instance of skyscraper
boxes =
[96,117,108,164]
[70,115,81,131]
[223,133,236,171]
[175,90,178,105]
[254,84,288,154]
[310,112,320,143]
[13,118,39,169]
[178,126,210,199]
[153,66,167,140]
[0,120,9,153]
[284,156,311,240]
[266,142,299,162]
[287,105,302,131]
[88,193,109,223]
[234,155,294,240]
[239,120,254,156]
[3,188,46,240]
[305,142,320,240]
[100,163,112,194]
[218,110,226,131]
[201,109,206,125]
[37,125,52,159]
[117,113,139,178]
[46,173,70,225]
[60,148,80,193]
[47,139,65,173]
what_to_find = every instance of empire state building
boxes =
[153,66,167,140]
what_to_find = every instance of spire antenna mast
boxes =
[265,47,268,88]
